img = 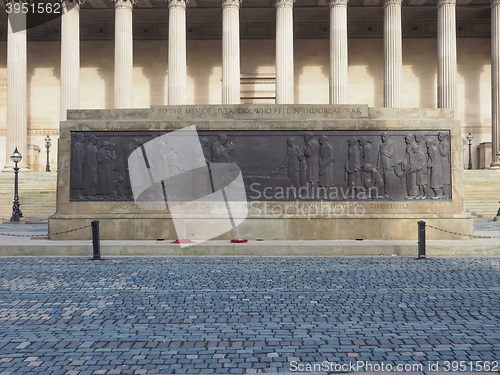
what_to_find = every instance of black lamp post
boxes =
[10,148,23,222]
[467,133,473,170]
[45,135,51,172]
[496,151,500,221]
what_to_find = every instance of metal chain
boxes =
[0,225,91,238]
[426,224,500,239]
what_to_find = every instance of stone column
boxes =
[437,0,457,110]
[168,0,187,105]
[329,0,348,105]
[491,0,500,167]
[222,0,241,104]
[60,0,81,121]
[384,0,402,108]
[5,3,28,169]
[114,0,135,109]
[275,0,294,104]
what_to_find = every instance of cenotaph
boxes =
[49,105,473,241]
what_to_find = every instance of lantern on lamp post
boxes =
[45,135,51,172]
[466,133,473,170]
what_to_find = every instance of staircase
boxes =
[0,172,57,221]
[463,170,500,218]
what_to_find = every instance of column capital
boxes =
[60,0,85,11]
[113,0,135,10]
[5,0,30,4]
[168,0,188,9]
[492,0,500,8]
[437,0,455,7]
[329,0,347,8]
[383,0,401,7]
[222,0,241,8]
[274,0,293,9]
[59,0,86,4]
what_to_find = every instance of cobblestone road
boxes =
[0,257,499,374]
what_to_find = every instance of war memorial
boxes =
[1,0,497,244]
[49,104,473,241]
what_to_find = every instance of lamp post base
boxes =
[10,203,23,222]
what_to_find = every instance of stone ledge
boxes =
[1,239,499,257]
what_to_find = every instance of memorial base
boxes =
[49,213,472,241]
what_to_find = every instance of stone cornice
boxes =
[274,0,294,9]
[222,0,241,8]
[168,0,188,9]
[437,0,456,7]
[329,0,348,8]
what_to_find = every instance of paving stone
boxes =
[0,257,498,373]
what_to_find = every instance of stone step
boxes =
[0,172,57,220]
[463,170,500,217]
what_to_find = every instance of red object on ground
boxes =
[172,239,192,244]
[231,239,248,243]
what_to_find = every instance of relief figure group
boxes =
[273,133,335,198]
[272,131,451,200]
[70,130,452,202]
[71,134,140,200]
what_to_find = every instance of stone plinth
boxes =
[50,105,472,242]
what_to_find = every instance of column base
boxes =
[489,161,500,169]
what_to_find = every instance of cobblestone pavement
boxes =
[0,257,499,374]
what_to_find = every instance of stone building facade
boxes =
[0,0,498,170]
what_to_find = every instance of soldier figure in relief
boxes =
[212,133,234,163]
[272,137,302,195]
[71,133,85,200]
[124,138,141,198]
[303,133,320,186]
[438,132,451,198]
[399,134,419,199]
[426,138,444,199]
[377,132,395,199]
[97,141,112,199]
[345,137,362,198]
[318,135,335,193]
[83,135,98,198]
[414,133,428,199]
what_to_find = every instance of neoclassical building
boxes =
[0,0,499,170]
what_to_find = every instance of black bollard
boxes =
[417,220,426,259]
[91,220,101,260]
